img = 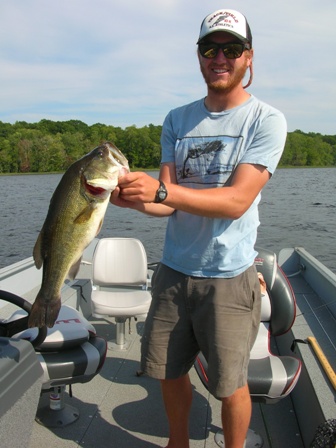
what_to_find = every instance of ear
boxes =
[249,48,254,65]
[246,48,254,67]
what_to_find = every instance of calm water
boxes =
[0,168,335,273]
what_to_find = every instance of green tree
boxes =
[0,121,335,173]
[31,134,66,172]
[0,139,14,173]
[61,131,91,166]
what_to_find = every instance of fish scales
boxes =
[28,142,129,328]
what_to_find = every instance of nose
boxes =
[214,48,229,62]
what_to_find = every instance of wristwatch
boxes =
[154,180,168,203]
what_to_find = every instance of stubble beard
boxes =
[200,62,249,94]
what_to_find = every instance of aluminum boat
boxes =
[0,240,335,448]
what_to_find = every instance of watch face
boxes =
[154,181,167,203]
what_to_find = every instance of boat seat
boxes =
[90,238,152,350]
[5,304,107,428]
[194,247,302,447]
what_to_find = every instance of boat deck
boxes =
[4,245,335,447]
[28,313,304,448]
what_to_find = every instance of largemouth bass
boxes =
[29,141,129,328]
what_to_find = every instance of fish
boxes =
[28,141,129,328]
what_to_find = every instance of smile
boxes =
[213,68,229,74]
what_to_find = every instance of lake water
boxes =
[0,168,335,273]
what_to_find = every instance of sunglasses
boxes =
[198,42,250,60]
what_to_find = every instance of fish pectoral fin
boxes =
[33,228,44,269]
[68,257,82,280]
[74,204,96,224]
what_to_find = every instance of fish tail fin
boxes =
[28,293,61,329]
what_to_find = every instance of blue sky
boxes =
[0,1,335,134]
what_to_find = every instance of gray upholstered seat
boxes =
[194,248,302,446]
[7,305,107,427]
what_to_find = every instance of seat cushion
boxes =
[12,305,96,351]
[247,355,301,399]
[92,238,148,286]
[38,336,107,390]
[260,291,271,321]
[91,289,151,317]
[249,323,301,399]
[195,320,301,403]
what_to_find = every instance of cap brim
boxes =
[197,30,249,45]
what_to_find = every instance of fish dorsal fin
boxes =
[33,227,44,269]
[68,257,82,280]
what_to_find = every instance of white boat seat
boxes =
[92,290,151,317]
[90,238,152,350]
[4,304,107,427]
[194,248,302,447]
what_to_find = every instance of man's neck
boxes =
[204,88,251,112]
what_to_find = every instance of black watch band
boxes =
[154,180,168,203]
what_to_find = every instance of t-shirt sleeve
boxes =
[240,109,287,174]
[160,111,177,164]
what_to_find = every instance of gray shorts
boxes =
[141,263,261,398]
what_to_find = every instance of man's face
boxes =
[198,32,253,94]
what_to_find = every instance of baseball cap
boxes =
[197,9,252,46]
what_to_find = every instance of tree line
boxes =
[0,119,335,173]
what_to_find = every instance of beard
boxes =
[200,61,249,94]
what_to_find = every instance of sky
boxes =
[0,1,335,135]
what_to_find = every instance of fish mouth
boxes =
[84,180,110,196]
[84,169,120,195]
[83,142,129,197]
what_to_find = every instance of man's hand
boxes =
[110,164,176,218]
[110,186,133,208]
[116,172,160,203]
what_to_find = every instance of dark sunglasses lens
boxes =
[199,44,218,59]
[199,43,245,59]
[223,43,244,59]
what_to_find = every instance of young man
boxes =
[111,8,287,448]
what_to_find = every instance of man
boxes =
[111,8,287,448]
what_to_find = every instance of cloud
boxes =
[0,0,335,133]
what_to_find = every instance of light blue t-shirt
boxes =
[160,95,287,278]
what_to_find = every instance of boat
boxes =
[0,239,335,448]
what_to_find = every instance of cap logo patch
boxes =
[208,11,239,32]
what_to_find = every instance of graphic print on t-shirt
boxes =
[175,135,244,187]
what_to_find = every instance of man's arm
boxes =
[162,163,270,219]
[113,162,270,219]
